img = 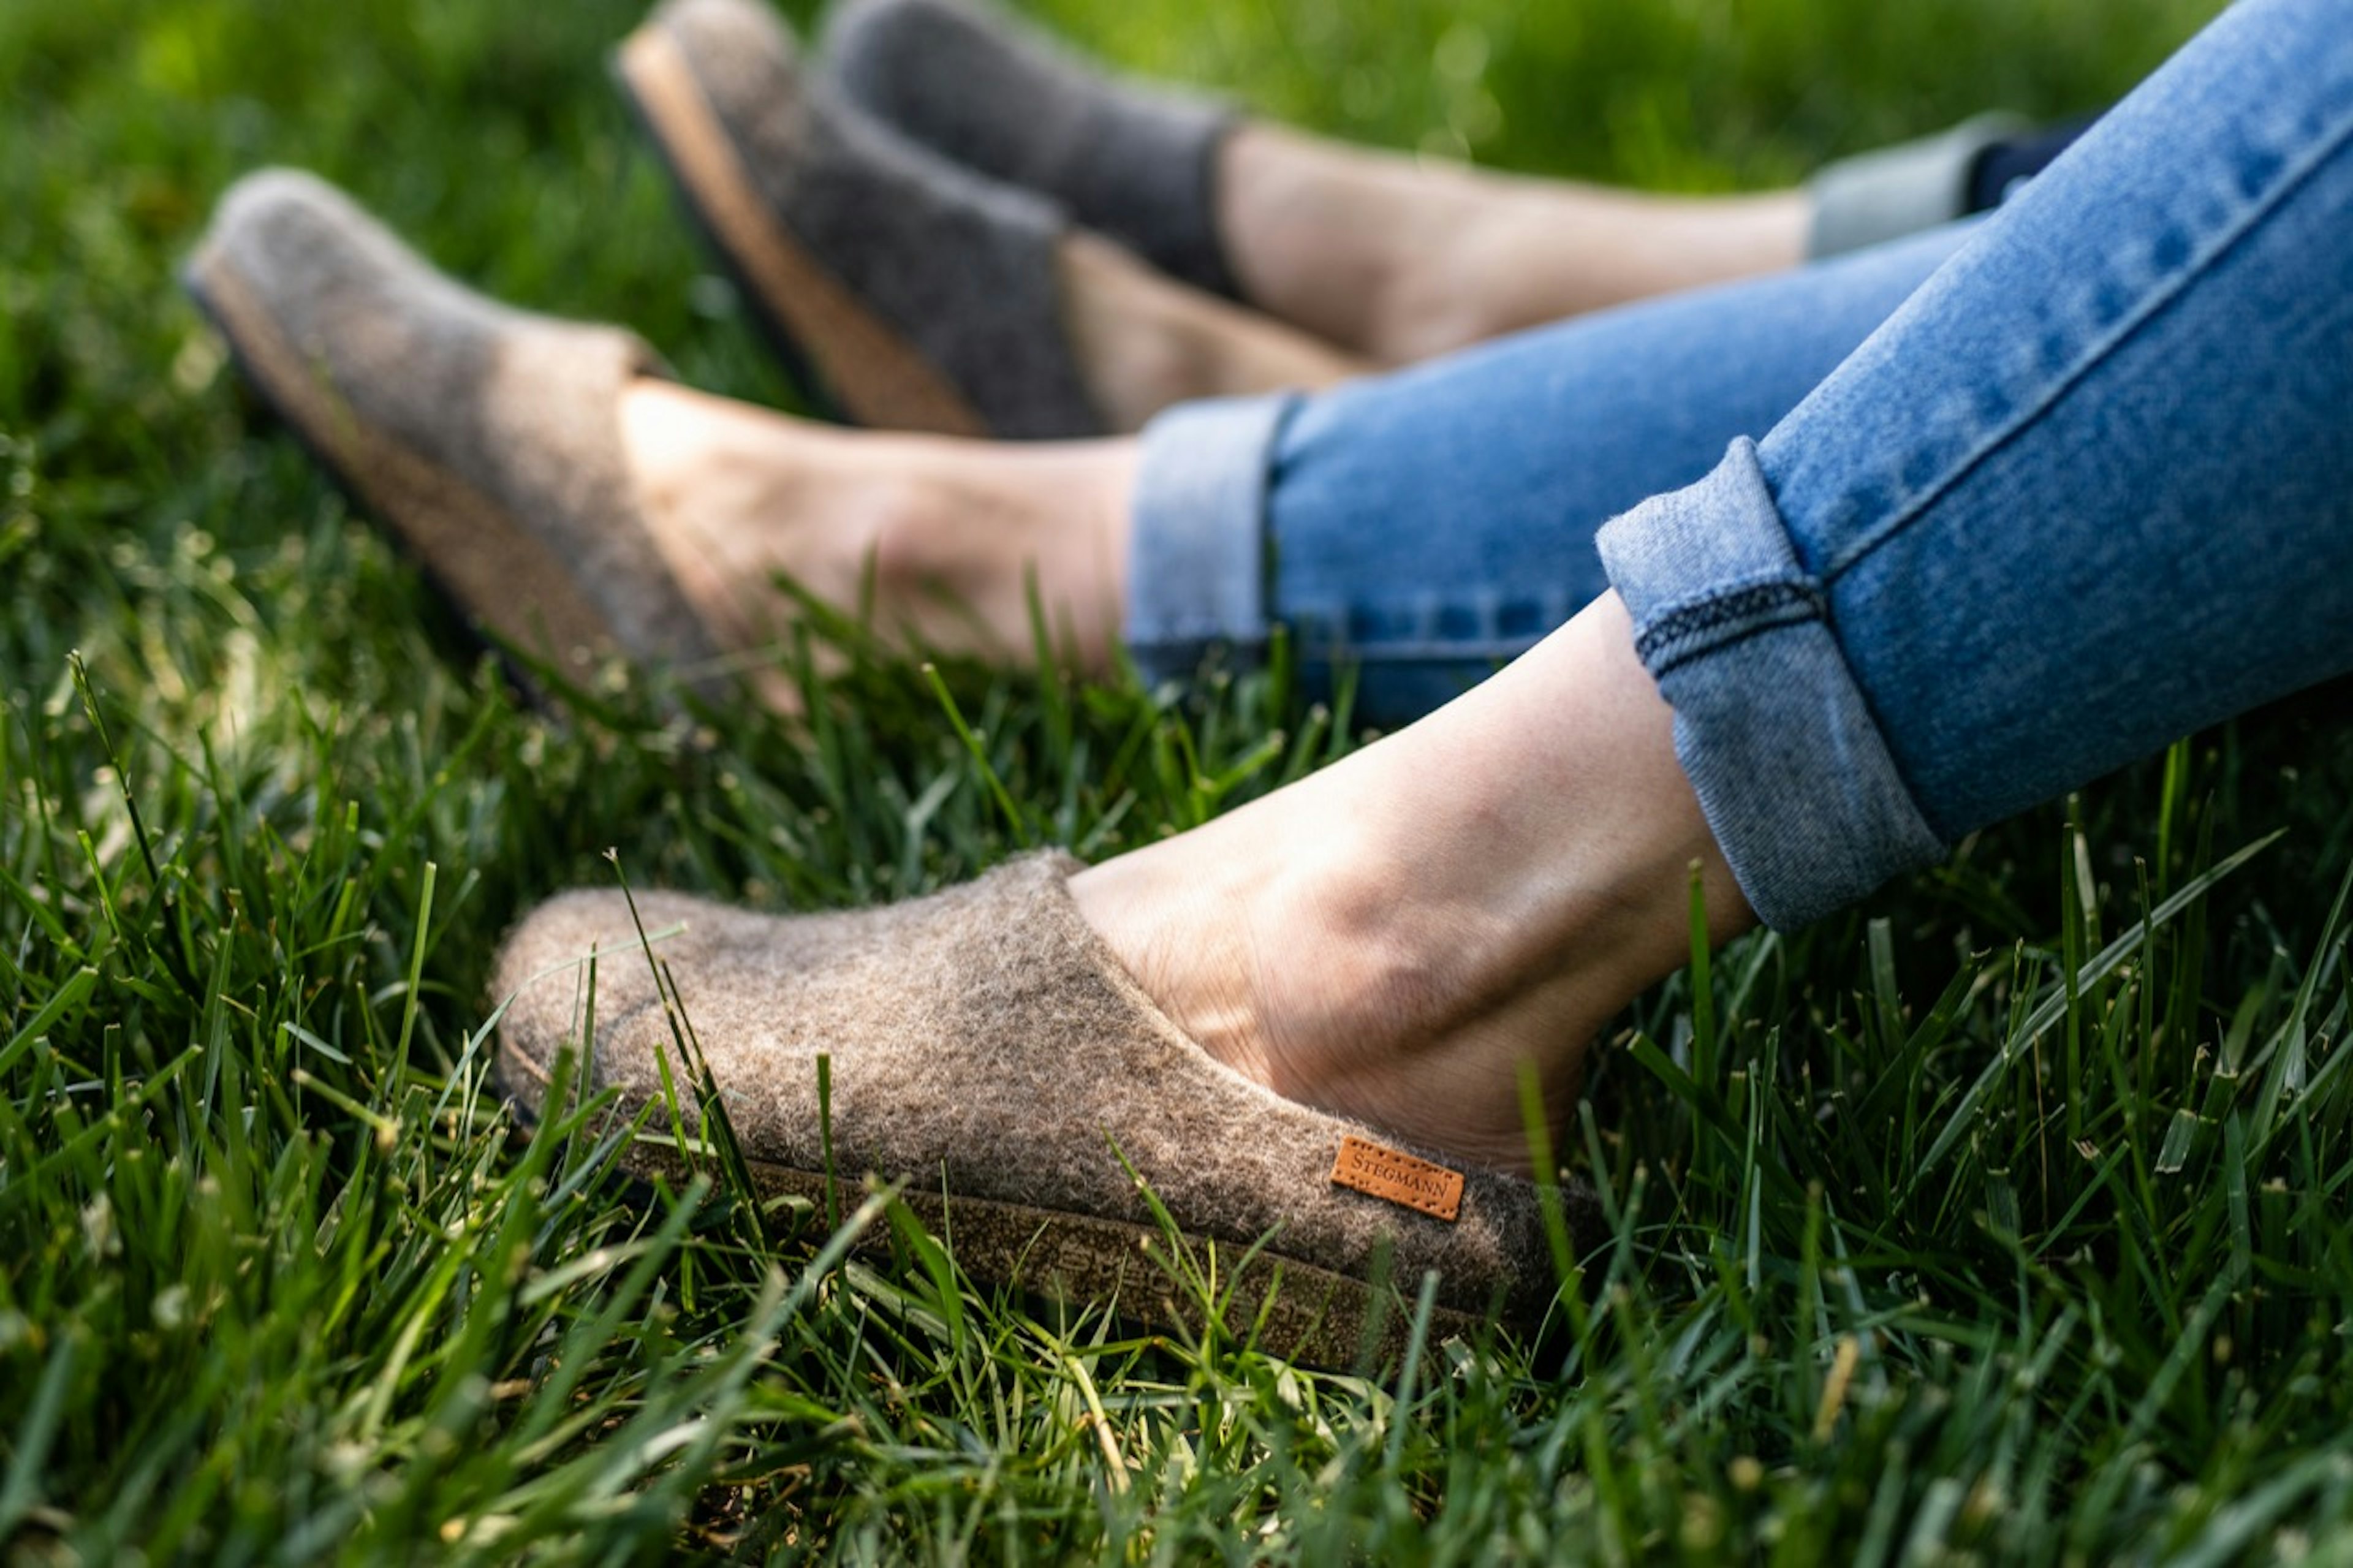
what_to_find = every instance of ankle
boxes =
[620,380,1142,680]
[622,380,765,648]
[1075,816,1629,1174]
[1059,233,1215,429]
[620,377,723,515]
[1059,230,1366,429]
[1071,594,1756,1173]
[854,436,1139,672]
[1218,123,1818,360]
[1352,197,1529,363]
[862,465,993,607]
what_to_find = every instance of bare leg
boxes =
[1075,592,1755,1172]
[1056,139,1805,417]
[1220,125,1811,365]
[620,380,1139,672]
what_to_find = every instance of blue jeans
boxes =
[1126,0,2353,930]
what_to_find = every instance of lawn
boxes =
[19,0,2353,1560]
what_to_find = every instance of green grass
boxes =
[21,0,2353,1559]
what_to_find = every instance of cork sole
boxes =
[182,256,620,684]
[620,1136,1477,1369]
[615,24,993,439]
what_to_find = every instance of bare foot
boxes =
[620,380,1139,684]
[1071,592,1755,1173]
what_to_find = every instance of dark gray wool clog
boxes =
[822,0,1240,300]
[616,0,1107,439]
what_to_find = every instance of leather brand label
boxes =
[1330,1135,1464,1222]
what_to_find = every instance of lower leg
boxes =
[618,379,1139,675]
[1218,125,1811,365]
[1076,591,1751,1173]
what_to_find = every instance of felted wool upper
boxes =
[824,0,1240,300]
[645,0,1105,439]
[183,169,718,675]
[493,852,1592,1325]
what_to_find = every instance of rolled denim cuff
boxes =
[1594,438,1946,930]
[1126,392,1301,683]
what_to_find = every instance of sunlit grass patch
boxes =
[28,0,2353,1559]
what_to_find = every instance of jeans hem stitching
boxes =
[1634,580,1828,669]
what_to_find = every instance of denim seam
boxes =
[1634,580,1830,673]
[1648,604,1829,681]
[1820,104,2353,584]
[1622,565,1822,626]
